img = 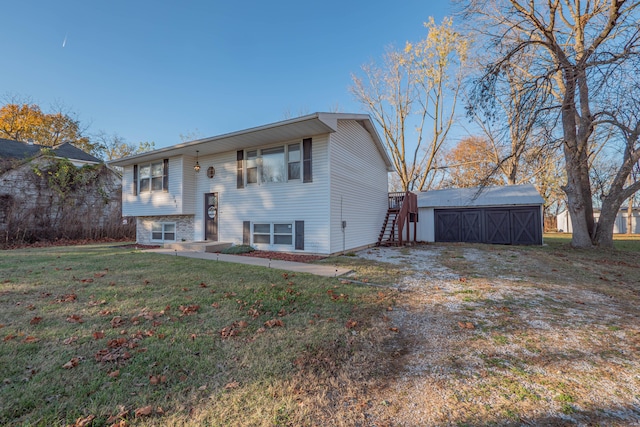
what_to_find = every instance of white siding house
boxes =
[557,208,640,234]
[110,113,393,255]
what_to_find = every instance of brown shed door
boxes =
[205,193,218,241]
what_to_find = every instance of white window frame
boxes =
[139,161,166,193]
[252,222,293,246]
[245,143,301,185]
[151,222,176,242]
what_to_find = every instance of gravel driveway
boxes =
[355,244,640,426]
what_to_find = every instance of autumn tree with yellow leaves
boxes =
[442,136,503,188]
[351,17,468,192]
[0,99,93,153]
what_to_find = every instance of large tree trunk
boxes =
[563,163,594,248]
[594,161,640,247]
[595,203,619,249]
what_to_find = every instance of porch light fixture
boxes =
[194,150,201,172]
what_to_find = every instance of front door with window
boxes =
[205,193,218,241]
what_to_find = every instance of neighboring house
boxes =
[416,184,545,245]
[109,113,394,254]
[0,138,101,168]
[0,138,129,245]
[557,208,640,234]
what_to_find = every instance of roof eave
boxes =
[109,113,338,167]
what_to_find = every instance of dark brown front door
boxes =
[205,193,218,241]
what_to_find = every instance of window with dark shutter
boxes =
[237,150,244,189]
[302,138,312,183]
[133,164,138,196]
[295,221,304,250]
[162,159,169,192]
[243,221,250,244]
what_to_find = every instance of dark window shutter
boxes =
[162,159,169,192]
[243,221,250,245]
[133,164,138,196]
[237,150,244,189]
[295,221,304,250]
[302,138,312,183]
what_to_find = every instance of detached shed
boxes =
[417,184,544,245]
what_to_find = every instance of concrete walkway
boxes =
[143,248,352,277]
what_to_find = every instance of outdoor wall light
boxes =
[194,150,201,172]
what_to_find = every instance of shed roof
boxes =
[418,184,544,208]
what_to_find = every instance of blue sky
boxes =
[1,1,454,149]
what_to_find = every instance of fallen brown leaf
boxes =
[105,408,129,424]
[264,319,284,328]
[224,381,240,390]
[179,304,200,315]
[345,319,358,329]
[72,414,96,427]
[110,316,124,328]
[134,405,153,417]
[30,316,42,325]
[66,314,83,323]
[63,357,80,369]
[63,336,78,345]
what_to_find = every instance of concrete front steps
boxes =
[163,241,232,253]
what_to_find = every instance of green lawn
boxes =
[543,232,640,251]
[0,245,395,426]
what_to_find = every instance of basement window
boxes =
[252,223,292,245]
[151,223,176,242]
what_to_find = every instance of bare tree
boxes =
[462,0,640,248]
[94,131,155,163]
[351,17,468,192]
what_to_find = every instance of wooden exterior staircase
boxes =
[376,191,418,247]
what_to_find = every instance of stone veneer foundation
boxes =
[136,215,195,245]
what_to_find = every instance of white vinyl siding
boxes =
[194,136,331,253]
[122,156,193,217]
[328,120,389,254]
[120,116,390,253]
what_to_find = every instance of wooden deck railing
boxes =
[383,191,417,246]
[388,192,405,210]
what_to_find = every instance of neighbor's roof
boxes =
[108,112,394,171]
[418,184,545,208]
[0,138,101,164]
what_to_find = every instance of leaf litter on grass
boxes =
[0,244,392,426]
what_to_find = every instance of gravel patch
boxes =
[355,244,640,426]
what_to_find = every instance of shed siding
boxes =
[328,120,389,253]
[416,208,435,242]
[193,135,332,253]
